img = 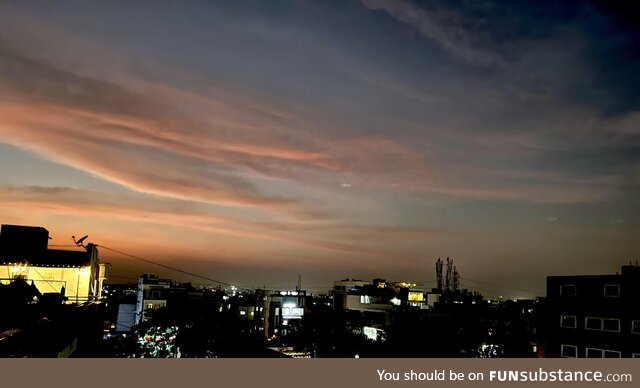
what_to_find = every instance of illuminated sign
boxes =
[363,326,382,341]
[282,306,304,319]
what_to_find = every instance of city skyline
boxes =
[0,1,639,297]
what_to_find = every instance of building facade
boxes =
[135,274,173,324]
[545,265,640,358]
[263,289,306,338]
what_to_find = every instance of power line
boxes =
[460,277,541,295]
[98,245,336,292]
[416,277,541,297]
[97,245,236,288]
[97,245,543,296]
[106,274,139,281]
[463,285,531,298]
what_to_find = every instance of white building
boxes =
[135,274,172,324]
[0,224,108,303]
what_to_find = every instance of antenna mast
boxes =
[435,258,443,292]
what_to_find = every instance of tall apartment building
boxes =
[544,265,640,358]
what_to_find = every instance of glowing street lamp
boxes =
[10,264,28,278]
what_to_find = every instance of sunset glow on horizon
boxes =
[1,1,638,296]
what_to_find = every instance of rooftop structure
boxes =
[0,224,108,303]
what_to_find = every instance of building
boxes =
[332,278,433,323]
[263,289,306,338]
[544,264,640,358]
[134,274,209,325]
[115,303,137,333]
[332,278,370,311]
[135,274,173,324]
[0,224,108,303]
[330,278,436,346]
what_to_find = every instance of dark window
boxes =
[632,320,640,334]
[586,348,620,358]
[604,284,620,297]
[560,315,577,328]
[585,317,601,330]
[561,344,577,358]
[603,319,620,332]
[586,348,603,358]
[560,284,576,296]
[604,350,621,358]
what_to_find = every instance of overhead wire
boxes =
[97,245,544,297]
[415,277,542,298]
[460,277,541,295]
[97,244,250,290]
[98,245,338,293]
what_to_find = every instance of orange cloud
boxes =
[0,185,453,260]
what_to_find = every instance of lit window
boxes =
[585,317,601,330]
[560,284,576,296]
[360,295,371,304]
[560,315,577,328]
[561,344,577,358]
[604,284,620,297]
[602,318,620,332]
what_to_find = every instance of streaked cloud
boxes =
[361,0,501,66]
[0,185,455,259]
[0,1,638,289]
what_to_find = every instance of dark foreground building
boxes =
[544,265,640,358]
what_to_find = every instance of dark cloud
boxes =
[0,1,638,290]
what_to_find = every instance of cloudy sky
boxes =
[1,0,638,296]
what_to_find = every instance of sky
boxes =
[0,0,639,297]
